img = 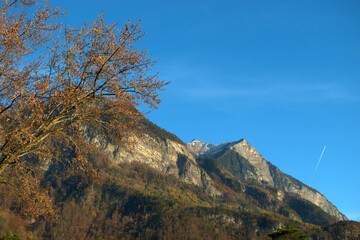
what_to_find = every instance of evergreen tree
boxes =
[268,224,308,240]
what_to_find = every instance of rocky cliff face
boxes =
[196,138,347,221]
[82,125,220,196]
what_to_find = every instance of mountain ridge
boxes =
[187,138,347,221]
[85,120,347,222]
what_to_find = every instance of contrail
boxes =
[314,145,326,175]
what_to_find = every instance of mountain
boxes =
[84,121,347,223]
[188,138,347,221]
[0,118,354,239]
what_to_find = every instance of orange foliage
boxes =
[0,0,167,219]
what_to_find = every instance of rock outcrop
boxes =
[82,125,220,196]
[187,139,216,156]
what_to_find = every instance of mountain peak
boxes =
[187,138,248,157]
[187,139,216,156]
[190,138,201,143]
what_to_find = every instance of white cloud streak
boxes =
[314,145,326,175]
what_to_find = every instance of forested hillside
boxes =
[0,120,358,239]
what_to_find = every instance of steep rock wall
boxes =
[82,127,219,196]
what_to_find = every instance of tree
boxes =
[0,0,167,218]
[268,224,308,240]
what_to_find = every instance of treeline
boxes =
[0,154,292,239]
[139,118,185,145]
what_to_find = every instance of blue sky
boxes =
[53,0,360,220]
